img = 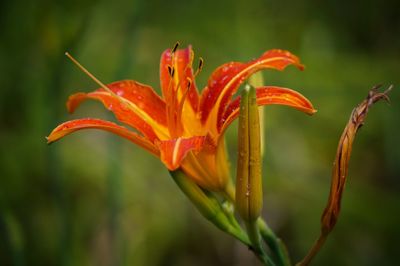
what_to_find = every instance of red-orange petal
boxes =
[160,46,200,111]
[157,136,205,170]
[67,81,169,141]
[68,80,166,124]
[200,49,304,130]
[46,118,159,155]
[221,86,316,133]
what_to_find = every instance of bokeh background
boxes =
[1,0,399,265]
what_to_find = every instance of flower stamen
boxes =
[172,41,180,53]
[166,47,193,138]
[177,77,192,125]
[167,65,175,77]
[65,52,117,97]
[194,57,204,77]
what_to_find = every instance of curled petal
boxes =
[46,118,159,155]
[67,80,170,141]
[200,49,304,131]
[221,86,316,133]
[157,136,206,170]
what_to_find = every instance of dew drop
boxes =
[220,75,229,84]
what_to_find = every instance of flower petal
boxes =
[160,46,200,111]
[200,49,304,133]
[67,80,169,141]
[221,86,316,133]
[157,136,205,170]
[46,118,159,155]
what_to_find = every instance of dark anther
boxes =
[172,42,180,53]
[167,65,175,77]
[198,57,204,71]
[186,78,192,89]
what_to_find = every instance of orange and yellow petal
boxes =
[221,86,316,133]
[160,46,200,111]
[157,136,205,170]
[46,118,159,155]
[177,137,231,192]
[68,80,167,124]
[199,49,304,133]
[67,81,170,141]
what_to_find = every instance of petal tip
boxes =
[67,92,87,113]
[46,132,60,144]
[45,136,52,144]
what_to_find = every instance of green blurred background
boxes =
[1,0,399,265]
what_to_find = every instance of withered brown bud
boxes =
[298,85,392,266]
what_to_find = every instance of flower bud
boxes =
[236,85,263,222]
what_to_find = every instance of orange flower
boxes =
[47,45,316,192]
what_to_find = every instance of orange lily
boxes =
[47,45,316,192]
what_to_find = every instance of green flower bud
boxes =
[236,85,263,222]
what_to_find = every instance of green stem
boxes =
[246,221,276,266]
[226,224,251,246]
[169,170,250,246]
[221,200,242,232]
[223,181,280,265]
[258,219,292,266]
